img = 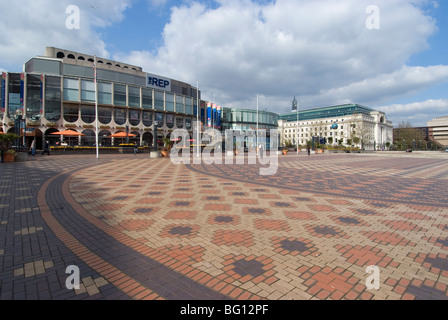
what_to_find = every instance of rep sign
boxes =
[146,73,171,91]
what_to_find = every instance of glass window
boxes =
[166,93,174,112]
[7,73,21,118]
[81,79,95,103]
[129,109,140,126]
[45,76,61,121]
[155,112,164,128]
[63,105,79,122]
[142,88,152,109]
[176,95,185,113]
[185,118,192,130]
[142,111,152,127]
[185,97,193,115]
[114,108,126,125]
[114,84,126,106]
[129,86,140,108]
[26,74,42,118]
[63,78,79,102]
[154,91,164,110]
[166,114,174,128]
[98,82,112,105]
[176,117,184,128]
[98,107,112,125]
[80,105,95,123]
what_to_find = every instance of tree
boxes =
[0,133,20,163]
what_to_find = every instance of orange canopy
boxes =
[50,130,85,136]
[110,132,137,138]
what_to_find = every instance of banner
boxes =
[1,72,6,113]
[40,74,44,114]
[207,102,212,127]
[217,105,221,128]
[212,104,217,127]
[20,73,25,113]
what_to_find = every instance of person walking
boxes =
[134,141,139,155]
[30,139,36,156]
[42,140,50,155]
[307,145,311,156]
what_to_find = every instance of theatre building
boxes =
[0,47,202,149]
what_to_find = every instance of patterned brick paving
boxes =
[1,152,448,300]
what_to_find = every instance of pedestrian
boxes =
[42,140,50,155]
[307,146,310,156]
[259,143,264,159]
[30,139,36,156]
[134,141,139,155]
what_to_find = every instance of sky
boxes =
[0,0,447,127]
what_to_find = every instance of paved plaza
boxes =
[0,151,448,300]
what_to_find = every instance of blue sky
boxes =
[0,0,447,127]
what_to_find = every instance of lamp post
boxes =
[196,81,200,157]
[153,121,159,152]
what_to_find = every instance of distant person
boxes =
[42,140,50,156]
[307,146,311,156]
[134,142,139,155]
[30,139,36,156]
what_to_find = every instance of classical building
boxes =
[279,104,393,150]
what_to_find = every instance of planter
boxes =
[282,150,288,155]
[161,150,170,158]
[3,152,15,163]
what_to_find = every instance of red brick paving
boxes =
[2,152,448,300]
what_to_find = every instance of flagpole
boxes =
[94,55,99,159]
[256,94,259,156]
[196,80,200,157]
[297,98,299,155]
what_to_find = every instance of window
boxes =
[154,91,164,110]
[98,82,112,105]
[166,114,174,128]
[26,74,41,118]
[176,117,184,128]
[166,93,174,112]
[114,84,126,106]
[114,108,126,125]
[155,113,164,127]
[81,79,95,103]
[185,98,193,115]
[142,111,152,127]
[176,95,184,113]
[128,86,140,108]
[63,78,79,102]
[81,105,95,123]
[142,88,152,109]
[129,109,140,126]
[45,76,61,121]
[98,107,112,125]
[63,105,79,122]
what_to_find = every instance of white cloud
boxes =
[115,0,444,112]
[0,0,132,70]
[378,99,448,126]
